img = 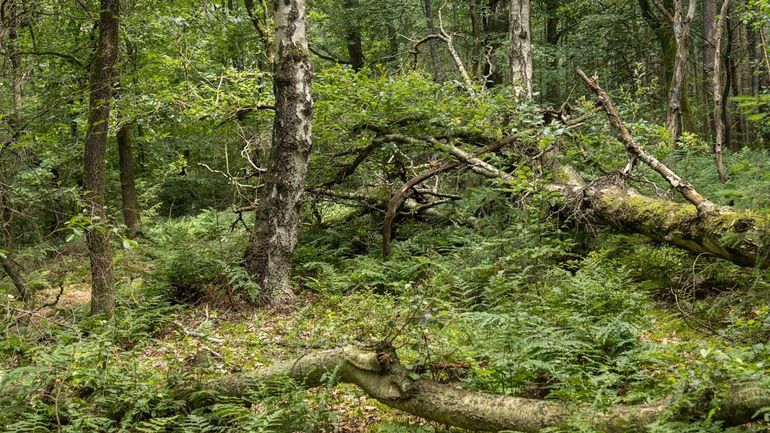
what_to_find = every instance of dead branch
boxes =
[383,137,514,258]
[576,68,715,214]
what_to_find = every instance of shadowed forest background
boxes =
[2,0,770,431]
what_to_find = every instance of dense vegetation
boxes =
[1,0,770,431]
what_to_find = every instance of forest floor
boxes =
[3,171,770,432]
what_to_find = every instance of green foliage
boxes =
[150,210,257,304]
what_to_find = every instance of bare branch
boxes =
[576,68,714,214]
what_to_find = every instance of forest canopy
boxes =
[1,0,770,432]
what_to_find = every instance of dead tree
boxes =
[180,345,770,432]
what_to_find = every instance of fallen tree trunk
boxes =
[554,165,770,267]
[180,346,770,433]
[568,70,770,267]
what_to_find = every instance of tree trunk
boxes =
[343,0,364,72]
[703,0,717,136]
[713,0,729,184]
[556,164,766,268]
[244,0,313,305]
[661,0,696,142]
[703,0,717,88]
[83,0,119,316]
[509,0,533,98]
[422,0,442,83]
[543,0,561,103]
[725,12,743,148]
[117,124,141,238]
[181,346,770,433]
[571,69,768,269]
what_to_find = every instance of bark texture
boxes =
[509,0,533,98]
[712,0,729,184]
[577,69,714,213]
[653,0,696,141]
[117,124,141,238]
[555,165,769,267]
[571,69,770,268]
[244,0,313,305]
[184,346,770,433]
[84,0,119,316]
[703,0,717,86]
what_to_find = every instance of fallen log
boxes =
[554,165,770,267]
[179,346,770,433]
[563,71,770,267]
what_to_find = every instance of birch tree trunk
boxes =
[180,346,770,433]
[667,0,695,141]
[84,0,119,316]
[244,0,313,305]
[653,0,696,142]
[509,0,533,98]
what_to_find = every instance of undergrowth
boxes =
[2,182,770,432]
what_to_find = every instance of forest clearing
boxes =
[2,0,770,432]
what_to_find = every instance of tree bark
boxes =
[117,124,141,238]
[713,0,729,184]
[0,0,29,301]
[571,69,769,268]
[182,346,770,433]
[555,164,768,268]
[509,0,533,98]
[422,0,442,83]
[703,0,717,89]
[344,0,364,72]
[83,0,119,316]
[244,0,313,305]
[577,69,714,213]
[653,0,696,142]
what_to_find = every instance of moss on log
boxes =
[179,346,770,433]
[555,165,770,268]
